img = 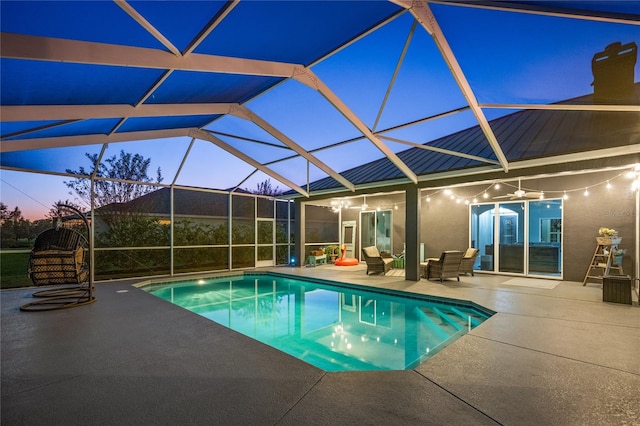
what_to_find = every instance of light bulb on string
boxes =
[606,180,612,189]
[483,192,489,199]
[563,191,568,200]
[494,183,501,190]
[583,188,589,196]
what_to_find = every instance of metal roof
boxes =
[297,85,640,193]
[1,1,639,200]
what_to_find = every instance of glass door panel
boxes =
[376,210,392,254]
[471,204,495,272]
[360,212,376,251]
[528,200,562,276]
[498,202,524,273]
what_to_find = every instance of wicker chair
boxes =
[362,246,394,275]
[426,250,464,282]
[22,203,95,311]
[459,248,479,276]
[29,227,89,286]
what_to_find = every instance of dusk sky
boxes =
[1,2,639,220]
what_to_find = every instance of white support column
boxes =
[170,185,174,276]
[115,0,181,56]
[292,66,418,184]
[190,129,309,197]
[228,105,356,192]
[392,0,510,173]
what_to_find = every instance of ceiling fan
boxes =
[348,195,368,210]
[494,179,543,200]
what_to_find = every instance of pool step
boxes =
[414,307,451,341]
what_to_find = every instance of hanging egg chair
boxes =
[21,204,95,311]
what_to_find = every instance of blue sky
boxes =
[1,2,639,219]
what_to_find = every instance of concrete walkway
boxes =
[2,266,639,425]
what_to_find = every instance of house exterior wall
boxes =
[420,171,636,282]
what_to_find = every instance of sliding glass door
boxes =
[470,200,562,277]
[360,210,392,256]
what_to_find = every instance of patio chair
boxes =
[459,248,479,276]
[425,250,464,282]
[21,204,95,311]
[362,246,394,275]
[29,227,89,286]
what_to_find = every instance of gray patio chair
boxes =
[362,246,394,275]
[425,250,464,282]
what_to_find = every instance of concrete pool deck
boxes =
[2,266,639,425]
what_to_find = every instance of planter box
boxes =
[596,236,622,245]
[602,275,632,305]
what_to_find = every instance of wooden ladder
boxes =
[583,242,624,286]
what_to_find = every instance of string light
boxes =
[420,165,635,206]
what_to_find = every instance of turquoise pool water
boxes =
[142,272,493,372]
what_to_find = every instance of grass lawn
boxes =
[1,252,32,289]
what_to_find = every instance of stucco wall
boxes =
[421,172,637,282]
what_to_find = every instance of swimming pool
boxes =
[141,272,493,372]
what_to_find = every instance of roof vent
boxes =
[591,41,637,104]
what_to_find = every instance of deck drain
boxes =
[116,290,129,293]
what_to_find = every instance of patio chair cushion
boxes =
[362,246,393,275]
[426,250,464,282]
[460,248,479,276]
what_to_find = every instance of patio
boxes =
[2,265,638,425]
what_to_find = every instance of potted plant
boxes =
[613,248,626,265]
[597,228,621,245]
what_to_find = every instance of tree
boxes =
[249,178,282,196]
[0,202,9,225]
[0,203,30,247]
[65,150,163,208]
[65,150,165,251]
[46,199,85,220]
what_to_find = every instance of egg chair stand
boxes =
[21,204,95,311]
